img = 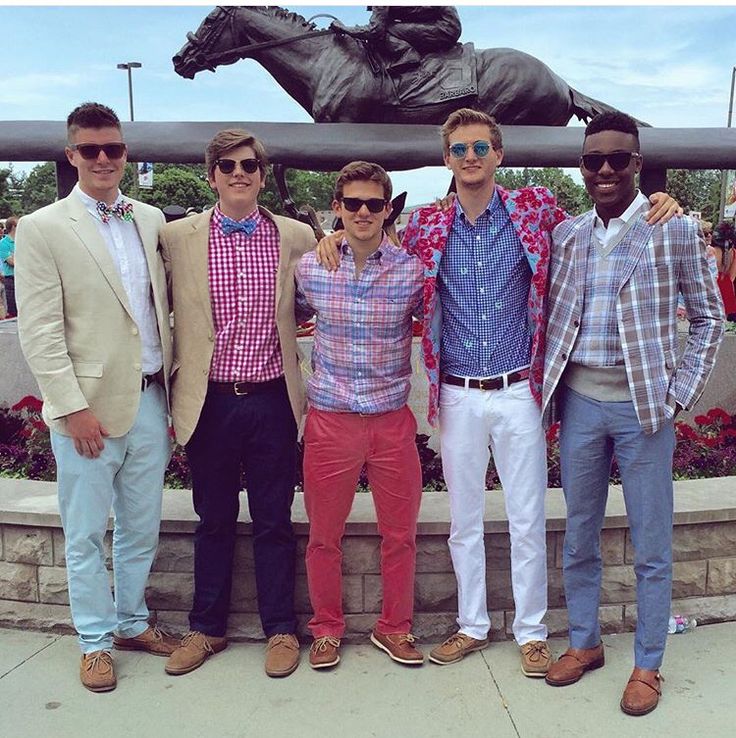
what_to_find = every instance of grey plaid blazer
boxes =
[542,211,724,435]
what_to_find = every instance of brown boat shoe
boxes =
[265,634,300,677]
[165,631,228,675]
[370,630,424,665]
[620,667,663,716]
[428,632,489,665]
[520,640,552,678]
[309,635,341,669]
[113,625,180,656]
[80,650,116,693]
[545,644,605,686]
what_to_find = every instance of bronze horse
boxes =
[174,6,642,126]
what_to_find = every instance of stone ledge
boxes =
[2,477,735,534]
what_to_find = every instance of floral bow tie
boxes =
[97,200,134,224]
[220,215,258,237]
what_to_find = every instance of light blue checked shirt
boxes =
[438,190,532,377]
[295,236,423,414]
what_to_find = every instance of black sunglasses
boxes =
[341,197,388,213]
[580,152,641,172]
[70,142,127,160]
[215,158,260,175]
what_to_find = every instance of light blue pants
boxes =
[51,383,170,653]
[559,387,675,671]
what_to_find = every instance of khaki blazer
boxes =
[15,193,172,437]
[159,207,315,446]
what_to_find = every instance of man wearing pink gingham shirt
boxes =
[160,129,315,679]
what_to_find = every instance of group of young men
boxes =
[15,101,723,717]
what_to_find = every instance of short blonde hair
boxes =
[205,128,268,178]
[440,108,503,153]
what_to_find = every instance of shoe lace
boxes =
[312,636,340,653]
[148,625,173,642]
[181,631,214,654]
[444,633,470,650]
[522,641,550,663]
[268,633,298,651]
[397,633,417,646]
[84,650,113,674]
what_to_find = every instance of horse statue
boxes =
[173,6,644,126]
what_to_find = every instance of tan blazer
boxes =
[15,193,172,437]
[159,207,316,446]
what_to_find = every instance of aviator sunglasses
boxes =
[581,152,641,172]
[448,140,492,159]
[341,197,388,213]
[69,142,127,160]
[215,158,260,174]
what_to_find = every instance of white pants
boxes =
[439,380,548,644]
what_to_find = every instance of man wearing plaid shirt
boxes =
[295,162,425,670]
[161,129,315,679]
[542,112,724,715]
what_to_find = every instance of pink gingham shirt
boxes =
[208,205,283,382]
[295,236,423,414]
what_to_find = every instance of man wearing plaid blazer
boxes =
[542,112,724,715]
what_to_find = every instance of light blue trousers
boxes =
[559,387,675,671]
[51,383,170,653]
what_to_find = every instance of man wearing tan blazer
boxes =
[15,103,178,693]
[160,129,315,678]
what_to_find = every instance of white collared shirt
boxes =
[592,190,650,250]
[74,184,162,374]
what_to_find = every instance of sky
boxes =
[1,2,735,205]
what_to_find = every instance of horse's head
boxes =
[173,6,240,78]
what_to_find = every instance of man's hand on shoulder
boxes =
[645,193,683,225]
[433,192,456,211]
[64,408,110,459]
[315,230,344,271]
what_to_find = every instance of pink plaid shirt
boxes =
[208,205,283,382]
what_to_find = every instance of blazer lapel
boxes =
[130,201,159,278]
[65,195,134,317]
[574,215,594,301]
[182,211,214,325]
[260,207,288,318]
[616,217,654,291]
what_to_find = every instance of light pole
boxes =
[719,66,736,221]
[116,61,142,122]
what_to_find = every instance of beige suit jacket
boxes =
[15,192,172,437]
[159,207,316,446]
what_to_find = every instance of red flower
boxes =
[11,396,43,413]
[707,407,731,423]
[693,414,711,426]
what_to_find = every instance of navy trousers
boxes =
[185,379,298,638]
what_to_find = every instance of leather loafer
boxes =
[620,667,663,716]
[265,634,300,677]
[80,650,116,693]
[545,643,604,686]
[370,630,424,665]
[165,631,227,675]
[428,632,488,665]
[113,625,179,656]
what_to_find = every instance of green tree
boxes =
[496,167,592,215]
[260,168,337,216]
[1,165,25,217]
[134,164,215,211]
[665,169,721,222]
[17,162,57,214]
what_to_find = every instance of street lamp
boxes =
[116,61,142,122]
[719,66,736,221]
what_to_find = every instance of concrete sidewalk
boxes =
[0,624,733,738]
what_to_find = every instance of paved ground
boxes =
[0,623,733,738]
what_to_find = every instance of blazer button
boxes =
[131,327,139,336]
[573,320,580,328]
[561,353,568,361]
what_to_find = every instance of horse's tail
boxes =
[569,88,651,127]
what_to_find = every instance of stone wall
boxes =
[1,478,735,642]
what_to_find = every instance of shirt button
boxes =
[477,261,483,267]
[238,296,246,302]
[481,315,487,320]
[495,302,502,309]
[483,341,488,347]
[476,236,481,242]
[479,287,485,294]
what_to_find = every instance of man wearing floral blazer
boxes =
[400,108,677,677]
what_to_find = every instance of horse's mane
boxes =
[250,6,317,32]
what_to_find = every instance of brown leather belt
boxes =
[208,375,285,396]
[442,369,530,391]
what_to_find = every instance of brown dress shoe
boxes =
[165,631,227,676]
[370,630,424,665]
[80,650,116,693]
[309,636,341,669]
[113,625,180,656]
[520,640,552,678]
[428,632,489,665]
[265,634,300,677]
[545,644,605,686]
[620,667,663,716]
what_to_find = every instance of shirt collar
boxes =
[74,183,124,219]
[339,233,393,261]
[593,190,649,229]
[455,188,499,224]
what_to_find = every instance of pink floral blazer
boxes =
[402,185,566,426]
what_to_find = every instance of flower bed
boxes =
[2,397,736,490]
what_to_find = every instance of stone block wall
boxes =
[2,517,736,643]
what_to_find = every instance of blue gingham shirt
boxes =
[295,236,423,414]
[439,191,532,377]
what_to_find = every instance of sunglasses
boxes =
[70,142,127,160]
[215,158,260,175]
[341,197,388,213]
[448,140,492,159]
[580,152,641,172]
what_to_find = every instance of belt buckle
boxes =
[478,378,493,391]
[233,382,249,396]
